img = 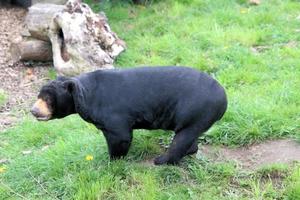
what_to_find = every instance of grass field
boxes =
[1,0,300,199]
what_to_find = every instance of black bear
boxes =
[31,66,227,165]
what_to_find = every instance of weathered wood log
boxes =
[31,0,68,5]
[25,4,64,41]
[15,0,126,76]
[10,0,68,8]
[10,38,52,62]
[25,1,78,40]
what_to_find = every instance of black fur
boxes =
[36,66,227,165]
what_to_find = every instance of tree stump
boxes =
[11,0,126,76]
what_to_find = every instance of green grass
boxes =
[1,117,298,199]
[1,0,300,199]
[85,0,300,145]
[0,89,7,107]
[48,68,57,80]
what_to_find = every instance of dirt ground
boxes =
[0,4,50,130]
[0,4,299,170]
[200,139,300,170]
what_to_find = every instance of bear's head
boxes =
[31,77,76,121]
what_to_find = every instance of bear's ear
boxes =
[62,79,88,117]
[63,80,77,94]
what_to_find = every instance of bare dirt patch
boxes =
[0,5,51,130]
[199,139,300,170]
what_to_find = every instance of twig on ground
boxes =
[21,77,51,87]
[26,168,59,200]
[0,181,28,199]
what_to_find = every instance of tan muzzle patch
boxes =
[31,99,52,121]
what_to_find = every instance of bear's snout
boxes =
[30,106,40,117]
[31,99,52,121]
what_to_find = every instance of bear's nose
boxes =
[30,107,40,117]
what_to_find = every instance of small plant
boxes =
[0,89,7,107]
[255,164,289,180]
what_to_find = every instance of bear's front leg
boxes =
[103,128,133,159]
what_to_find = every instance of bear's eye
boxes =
[42,95,52,106]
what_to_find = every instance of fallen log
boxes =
[10,38,52,62]
[11,0,126,76]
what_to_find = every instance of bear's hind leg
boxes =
[186,141,198,155]
[154,126,200,165]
